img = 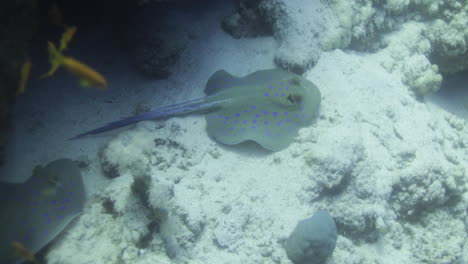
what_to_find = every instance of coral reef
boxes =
[325,0,467,95]
[223,0,341,73]
[224,0,467,95]
[390,163,465,221]
[260,0,339,74]
[221,0,272,38]
[409,211,466,264]
[377,22,443,96]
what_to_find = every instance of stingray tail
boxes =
[70,97,219,140]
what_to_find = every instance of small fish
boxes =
[11,241,39,264]
[59,26,77,51]
[48,2,63,26]
[17,60,32,95]
[42,41,108,90]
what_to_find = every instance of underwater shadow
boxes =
[425,70,468,120]
[213,138,273,158]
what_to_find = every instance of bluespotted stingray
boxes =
[0,159,85,263]
[73,69,321,151]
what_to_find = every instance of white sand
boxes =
[2,2,467,264]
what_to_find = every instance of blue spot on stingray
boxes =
[262,110,269,115]
[277,133,281,136]
[285,86,290,90]
[275,93,279,96]
[264,93,270,96]
[252,120,257,124]
[273,112,278,116]
[235,113,240,117]
[277,120,283,126]
[286,119,291,123]
[269,85,274,89]
[264,121,269,125]
[252,126,256,129]
[243,110,248,113]
[294,113,299,117]
[284,112,289,115]
[223,121,227,124]
[281,93,285,96]
[251,105,257,109]
[243,120,248,124]
[302,114,306,118]
[255,114,260,118]
[225,117,230,120]
[230,127,234,131]
[234,120,238,123]
[218,114,223,118]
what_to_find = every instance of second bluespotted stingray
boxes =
[72,69,321,151]
[0,159,85,264]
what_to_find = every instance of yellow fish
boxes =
[17,60,32,95]
[43,41,108,90]
[59,26,77,51]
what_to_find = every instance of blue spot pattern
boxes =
[206,73,310,138]
[0,167,84,247]
[208,80,307,137]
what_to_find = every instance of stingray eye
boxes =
[287,94,302,105]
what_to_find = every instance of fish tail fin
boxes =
[41,41,63,78]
